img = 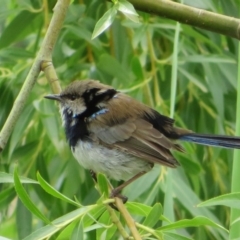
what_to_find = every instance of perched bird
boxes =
[45,79,240,200]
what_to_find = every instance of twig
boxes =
[136,222,163,240]
[105,204,130,239]
[128,0,240,40]
[115,197,142,240]
[0,0,69,152]
[41,61,61,94]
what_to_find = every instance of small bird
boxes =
[45,79,240,200]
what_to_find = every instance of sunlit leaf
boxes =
[118,0,139,23]
[92,6,117,39]
[71,219,84,240]
[157,216,227,232]
[97,173,109,198]
[0,172,38,184]
[37,172,81,207]
[198,193,240,209]
[23,206,94,240]
[14,168,50,224]
[142,202,162,228]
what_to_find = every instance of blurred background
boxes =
[0,0,239,239]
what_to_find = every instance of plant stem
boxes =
[128,0,240,40]
[115,198,142,240]
[163,20,180,224]
[229,41,240,239]
[0,0,69,152]
[105,204,130,239]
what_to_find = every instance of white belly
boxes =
[72,140,151,181]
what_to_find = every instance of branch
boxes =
[115,198,142,240]
[0,0,69,152]
[128,0,240,40]
[105,204,130,239]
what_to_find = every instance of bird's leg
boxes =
[89,169,97,182]
[110,171,147,203]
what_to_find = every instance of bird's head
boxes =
[44,79,117,122]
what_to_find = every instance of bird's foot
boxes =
[109,189,128,210]
[110,189,128,204]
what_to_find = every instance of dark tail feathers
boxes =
[179,133,240,149]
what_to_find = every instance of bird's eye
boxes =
[69,94,77,101]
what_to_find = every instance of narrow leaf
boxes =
[37,172,81,207]
[71,219,84,240]
[23,206,93,240]
[142,203,162,228]
[16,199,32,239]
[163,232,194,240]
[118,0,139,23]
[97,173,109,198]
[0,187,16,211]
[198,192,240,209]
[157,216,227,232]
[118,0,138,16]
[0,172,38,184]
[0,10,39,49]
[92,7,117,39]
[126,202,152,216]
[14,168,50,224]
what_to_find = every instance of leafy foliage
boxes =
[0,0,239,239]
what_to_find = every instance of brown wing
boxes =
[88,117,183,168]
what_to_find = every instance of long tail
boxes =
[179,133,240,149]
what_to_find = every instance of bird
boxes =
[45,79,240,201]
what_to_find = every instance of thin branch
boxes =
[105,204,131,239]
[128,0,240,40]
[0,0,69,152]
[115,198,142,240]
[41,61,61,94]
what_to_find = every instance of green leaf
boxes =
[97,173,109,198]
[198,192,240,209]
[14,168,50,224]
[82,205,106,228]
[131,56,144,80]
[163,232,194,240]
[9,105,34,157]
[126,202,152,216]
[179,54,236,64]
[71,219,84,240]
[96,210,117,240]
[97,54,130,83]
[37,172,81,207]
[23,206,94,240]
[0,10,39,49]
[16,199,32,239]
[142,203,162,228]
[92,6,117,39]
[178,67,208,93]
[0,237,12,240]
[157,216,228,232]
[117,0,139,23]
[0,187,16,211]
[0,172,38,184]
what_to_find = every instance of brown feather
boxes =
[88,116,181,167]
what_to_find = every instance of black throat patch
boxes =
[63,87,117,147]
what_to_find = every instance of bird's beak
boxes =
[44,94,62,102]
